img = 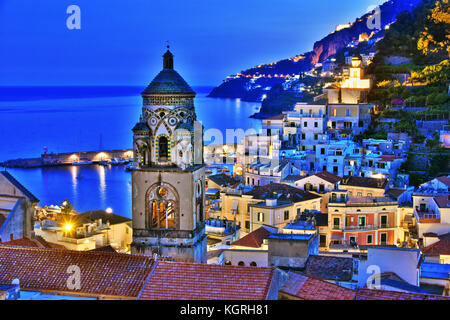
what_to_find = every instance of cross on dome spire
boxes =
[163,43,173,69]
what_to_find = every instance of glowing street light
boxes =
[64,223,73,232]
[106,208,113,214]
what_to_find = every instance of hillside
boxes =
[208,0,423,105]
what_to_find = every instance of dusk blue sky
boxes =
[0,0,385,87]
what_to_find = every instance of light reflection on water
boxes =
[1,93,260,219]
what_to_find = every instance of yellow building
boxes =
[211,184,322,235]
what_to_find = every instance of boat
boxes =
[110,158,128,165]
[72,158,91,166]
[98,160,110,166]
[125,163,134,172]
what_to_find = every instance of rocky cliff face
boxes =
[310,0,423,65]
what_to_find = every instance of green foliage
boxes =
[409,172,428,187]
[418,0,450,60]
[428,153,450,176]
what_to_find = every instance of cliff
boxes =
[208,0,423,102]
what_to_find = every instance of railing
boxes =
[344,224,376,231]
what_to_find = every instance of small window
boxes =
[314,122,318,128]
[250,262,257,267]
[357,192,363,197]
[367,235,373,244]
[257,212,264,223]
[333,218,340,228]
[238,261,245,266]
[225,261,232,265]
[284,211,290,220]
[304,121,308,127]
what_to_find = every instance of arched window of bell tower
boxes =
[157,135,170,161]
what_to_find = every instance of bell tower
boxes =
[131,47,206,263]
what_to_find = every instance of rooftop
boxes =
[423,233,450,256]
[231,226,274,248]
[268,233,314,241]
[207,173,239,188]
[0,246,154,298]
[436,176,450,187]
[304,255,354,281]
[138,261,276,300]
[1,236,66,250]
[280,272,356,300]
[340,176,388,189]
[244,183,321,203]
[314,171,342,184]
[355,288,450,300]
[0,171,39,203]
[142,49,195,96]
[78,210,132,226]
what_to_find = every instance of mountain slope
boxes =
[208,0,423,102]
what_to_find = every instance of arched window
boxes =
[225,260,232,266]
[146,183,179,230]
[158,136,169,160]
[238,261,245,266]
[250,262,257,267]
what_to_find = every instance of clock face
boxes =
[149,117,158,126]
[168,117,178,126]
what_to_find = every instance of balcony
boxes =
[415,208,440,222]
[344,224,376,231]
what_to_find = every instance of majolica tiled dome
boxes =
[142,49,195,96]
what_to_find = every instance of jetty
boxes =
[1,149,133,168]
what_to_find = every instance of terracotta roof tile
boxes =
[0,246,154,298]
[138,261,275,300]
[1,237,66,250]
[231,226,273,248]
[356,289,450,300]
[423,233,450,256]
[314,171,342,184]
[280,272,356,300]
[244,183,321,203]
[386,188,407,199]
[304,255,354,281]
[340,176,388,189]
[379,155,402,161]
[89,245,117,253]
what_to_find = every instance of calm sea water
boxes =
[0,87,261,218]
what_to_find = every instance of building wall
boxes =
[0,199,29,242]
[222,249,268,267]
[294,176,336,193]
[339,185,386,198]
[358,248,420,288]
[268,235,318,269]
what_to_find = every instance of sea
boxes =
[0,86,261,218]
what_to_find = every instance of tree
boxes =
[57,200,75,223]
[428,153,450,176]
[417,0,450,59]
